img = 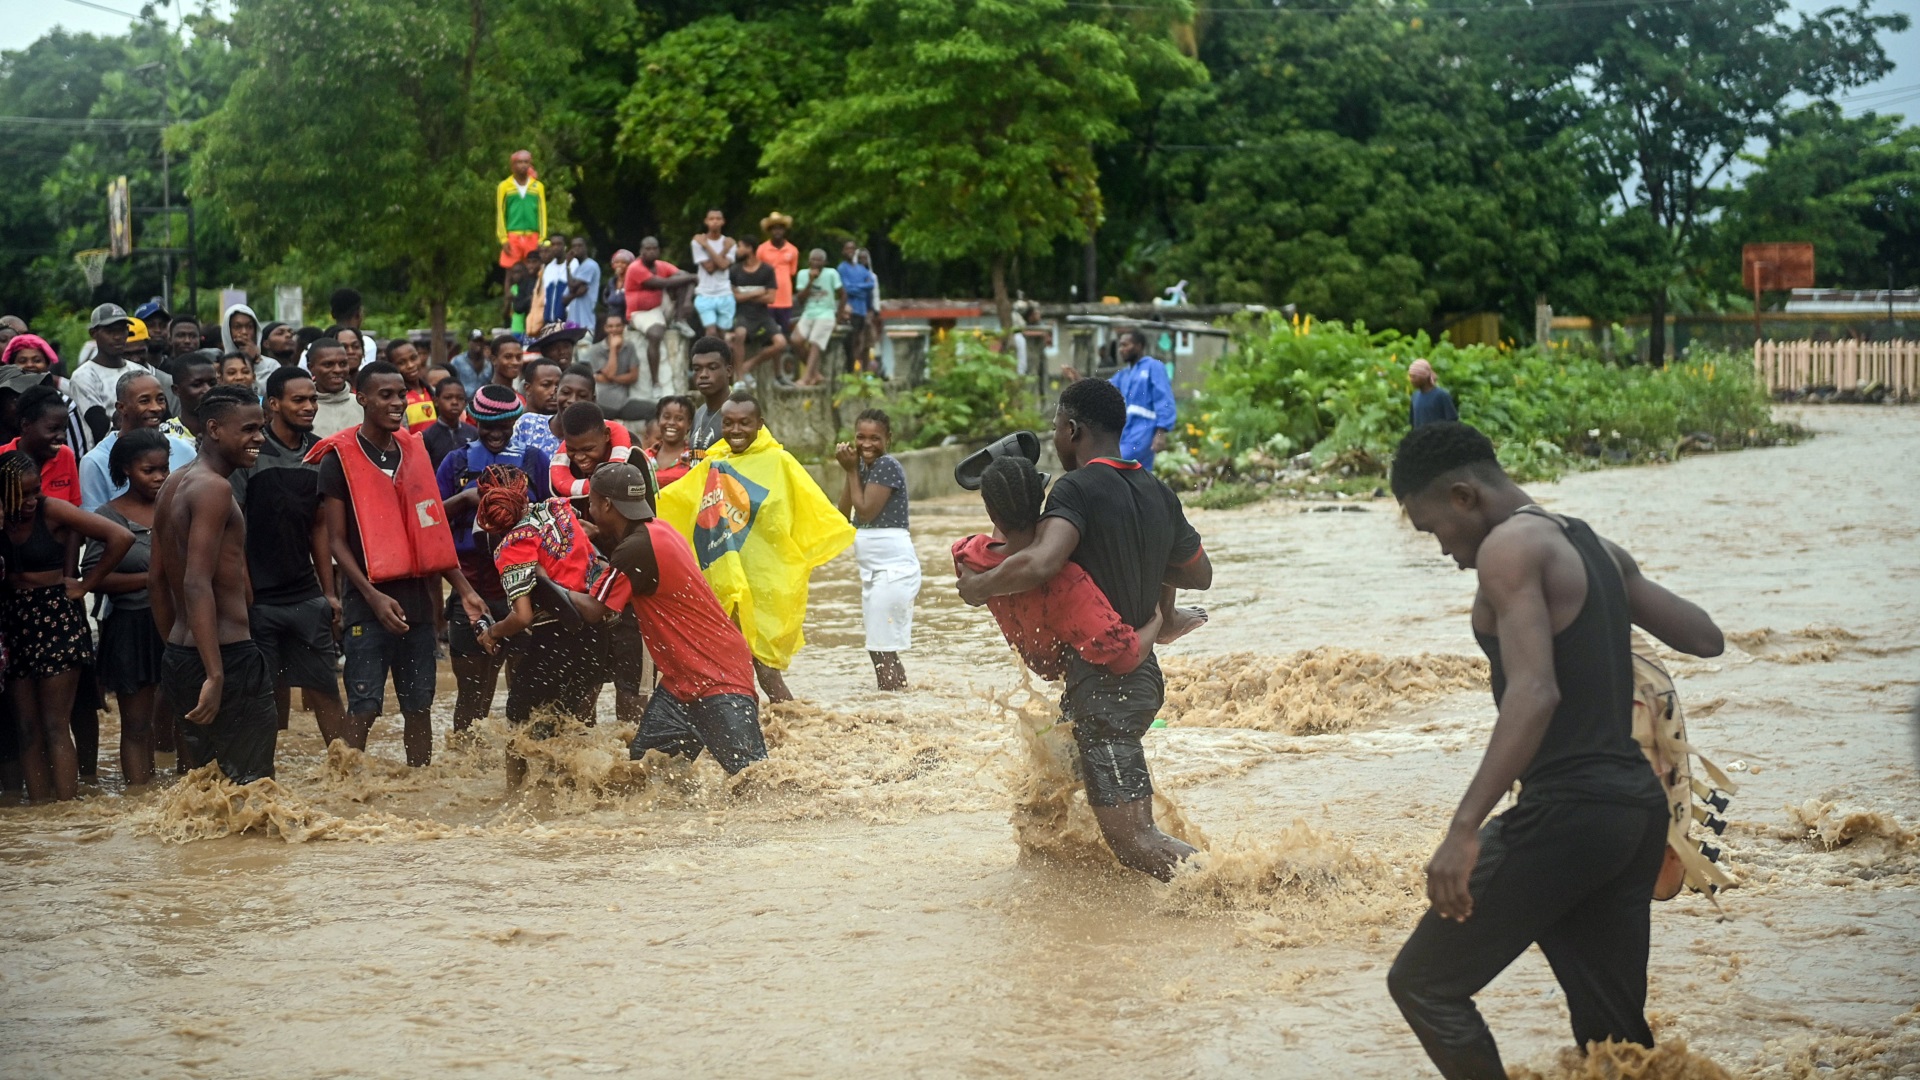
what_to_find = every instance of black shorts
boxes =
[161,641,278,783]
[97,605,164,696]
[1062,652,1163,807]
[250,596,340,694]
[629,691,766,775]
[446,594,511,659]
[736,303,781,343]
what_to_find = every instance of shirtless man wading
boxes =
[151,385,278,782]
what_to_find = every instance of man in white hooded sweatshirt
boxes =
[220,303,279,393]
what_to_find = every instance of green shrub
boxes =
[1180,313,1785,483]
[901,332,1044,448]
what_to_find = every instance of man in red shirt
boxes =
[622,236,697,389]
[3,385,82,505]
[756,213,800,335]
[586,461,768,774]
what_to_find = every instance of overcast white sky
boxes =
[6,0,1918,116]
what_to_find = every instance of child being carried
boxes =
[951,455,1160,679]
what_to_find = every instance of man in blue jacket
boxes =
[1105,329,1177,469]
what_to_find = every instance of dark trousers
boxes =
[1387,799,1667,1080]
[161,642,278,784]
[505,620,604,725]
[629,691,766,774]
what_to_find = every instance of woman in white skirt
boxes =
[835,409,920,690]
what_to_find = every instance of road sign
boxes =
[1742,243,1814,292]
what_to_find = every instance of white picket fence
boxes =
[1752,339,1918,397]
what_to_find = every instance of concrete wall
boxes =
[796,439,1060,504]
[799,443,967,502]
[760,384,839,460]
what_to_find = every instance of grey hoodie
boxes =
[222,302,280,394]
[220,302,258,354]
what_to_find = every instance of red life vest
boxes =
[306,425,457,583]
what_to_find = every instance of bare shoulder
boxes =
[172,466,239,525]
[1478,513,1557,581]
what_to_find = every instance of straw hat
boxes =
[760,211,794,231]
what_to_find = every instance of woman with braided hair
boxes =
[471,465,622,783]
[950,455,1159,681]
[0,449,132,800]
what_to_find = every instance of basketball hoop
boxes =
[74,248,110,290]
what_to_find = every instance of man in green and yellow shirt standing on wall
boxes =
[496,150,547,270]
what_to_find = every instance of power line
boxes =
[63,0,143,17]
[0,115,167,127]
[1835,81,1920,103]
[1844,89,1920,115]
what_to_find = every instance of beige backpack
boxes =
[1631,632,1737,900]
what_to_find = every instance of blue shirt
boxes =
[1411,386,1459,427]
[79,430,199,512]
[838,260,877,317]
[511,412,561,459]
[567,258,602,329]
[1110,356,1177,470]
[435,440,552,556]
[449,352,491,396]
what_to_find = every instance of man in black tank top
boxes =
[1383,422,1727,1079]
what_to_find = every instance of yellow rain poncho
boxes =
[656,426,854,669]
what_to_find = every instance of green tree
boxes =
[197,0,626,356]
[1477,0,1907,362]
[0,14,246,333]
[1711,103,1920,290]
[615,12,843,225]
[755,0,1201,329]
[1147,2,1585,333]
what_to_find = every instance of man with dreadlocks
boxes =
[1382,421,1726,1080]
[150,385,277,784]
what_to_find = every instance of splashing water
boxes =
[1161,647,1487,734]
[1506,1038,1735,1080]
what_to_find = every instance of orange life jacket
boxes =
[306,425,458,583]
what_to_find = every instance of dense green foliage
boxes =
[1484,0,1906,359]
[1149,6,1582,329]
[197,0,630,349]
[756,0,1198,328]
[894,334,1044,449]
[1708,104,1920,291]
[0,0,1910,357]
[1171,316,1783,485]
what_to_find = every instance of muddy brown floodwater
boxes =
[3,406,1916,1079]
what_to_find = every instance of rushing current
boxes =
[1,405,1915,1078]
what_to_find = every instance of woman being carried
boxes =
[470,466,627,785]
[951,454,1158,681]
